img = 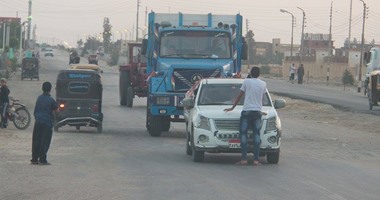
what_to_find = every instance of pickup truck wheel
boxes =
[126,86,134,107]
[119,71,130,106]
[148,116,162,137]
[266,149,280,164]
[186,129,192,156]
[191,126,204,162]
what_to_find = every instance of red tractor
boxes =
[119,42,148,107]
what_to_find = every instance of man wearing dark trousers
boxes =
[0,78,10,128]
[31,82,58,165]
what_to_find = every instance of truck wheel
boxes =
[126,86,134,107]
[162,116,170,131]
[119,71,130,105]
[267,150,280,164]
[148,116,162,137]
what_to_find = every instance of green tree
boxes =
[77,39,84,48]
[102,17,112,53]
[342,69,354,90]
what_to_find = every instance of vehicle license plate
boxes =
[228,139,240,148]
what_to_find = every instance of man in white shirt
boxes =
[289,63,296,84]
[224,67,267,166]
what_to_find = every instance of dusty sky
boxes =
[1,0,379,48]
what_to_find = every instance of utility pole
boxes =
[348,0,353,50]
[136,0,140,42]
[327,1,333,85]
[297,7,306,66]
[246,19,250,68]
[27,0,32,48]
[358,0,368,93]
[145,6,148,37]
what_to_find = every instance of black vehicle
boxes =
[21,57,39,80]
[367,70,380,110]
[69,51,80,64]
[88,54,98,65]
[54,69,103,132]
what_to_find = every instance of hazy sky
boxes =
[1,0,379,48]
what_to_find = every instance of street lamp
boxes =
[358,0,367,93]
[280,9,295,62]
[125,29,132,41]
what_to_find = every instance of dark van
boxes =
[54,69,103,132]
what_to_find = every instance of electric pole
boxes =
[136,0,140,42]
[348,0,352,50]
[246,19,250,68]
[358,0,368,93]
[327,1,333,85]
[297,7,306,66]
[27,0,32,48]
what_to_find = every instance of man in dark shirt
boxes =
[31,82,58,165]
[0,78,10,128]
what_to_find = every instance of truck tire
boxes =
[267,150,280,164]
[126,86,134,107]
[119,71,130,106]
[162,116,170,131]
[148,115,162,137]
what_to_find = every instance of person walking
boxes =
[289,63,296,84]
[0,78,10,128]
[31,82,58,165]
[224,67,267,166]
[297,64,305,84]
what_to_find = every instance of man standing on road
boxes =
[224,67,267,166]
[289,63,296,84]
[31,82,58,165]
[0,78,10,128]
[297,64,305,84]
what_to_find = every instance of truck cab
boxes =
[142,12,247,137]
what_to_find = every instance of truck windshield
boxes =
[160,30,231,59]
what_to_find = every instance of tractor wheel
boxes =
[126,86,134,107]
[119,71,131,106]
[267,150,280,164]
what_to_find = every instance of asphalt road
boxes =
[264,77,380,115]
[0,50,379,200]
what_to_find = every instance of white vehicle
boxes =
[182,78,286,163]
[44,48,54,57]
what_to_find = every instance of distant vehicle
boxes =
[88,54,99,65]
[44,48,54,57]
[69,50,80,64]
[119,42,147,107]
[21,57,39,80]
[182,78,286,163]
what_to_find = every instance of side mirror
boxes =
[241,37,248,60]
[141,39,148,55]
[274,99,286,109]
[182,98,195,108]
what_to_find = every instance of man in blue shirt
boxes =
[31,82,58,165]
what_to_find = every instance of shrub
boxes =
[342,69,354,86]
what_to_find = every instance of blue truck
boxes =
[141,12,247,137]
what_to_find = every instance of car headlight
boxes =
[156,96,170,105]
[195,115,211,131]
[265,117,277,132]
